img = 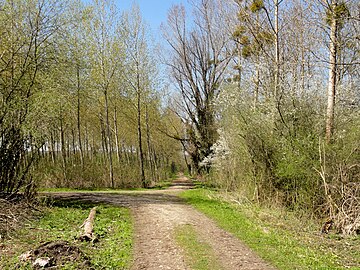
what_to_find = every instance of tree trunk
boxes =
[50,131,56,164]
[113,106,121,162]
[136,72,146,187]
[145,104,156,183]
[99,113,107,161]
[325,0,338,143]
[71,129,76,156]
[60,116,67,181]
[104,90,114,188]
[254,61,260,109]
[274,0,280,101]
[76,65,84,168]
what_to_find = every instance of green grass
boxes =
[181,189,360,270]
[175,224,223,270]
[39,187,148,192]
[39,182,172,193]
[0,200,132,269]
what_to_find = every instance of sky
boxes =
[114,0,191,34]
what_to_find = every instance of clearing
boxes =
[47,175,276,270]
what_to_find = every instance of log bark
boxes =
[79,207,97,241]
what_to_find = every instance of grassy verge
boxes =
[0,200,132,269]
[181,189,360,270]
[39,182,172,193]
[175,224,223,270]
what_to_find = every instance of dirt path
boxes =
[48,176,276,270]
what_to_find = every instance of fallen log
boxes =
[78,207,97,242]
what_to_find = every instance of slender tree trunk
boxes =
[60,116,67,181]
[326,0,338,143]
[254,60,260,109]
[113,106,121,162]
[254,12,260,109]
[237,42,242,90]
[136,72,146,187]
[85,125,89,159]
[71,129,76,156]
[300,5,306,96]
[76,65,84,168]
[50,131,56,164]
[104,90,114,188]
[66,133,71,165]
[145,104,156,182]
[274,0,280,101]
[91,131,96,160]
[99,113,107,161]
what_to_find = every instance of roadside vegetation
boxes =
[181,188,360,270]
[0,200,132,269]
[0,0,359,267]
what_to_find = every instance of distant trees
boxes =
[0,0,67,197]
[0,0,184,197]
[163,0,232,173]
[122,5,156,187]
[1,0,358,232]
[164,0,359,233]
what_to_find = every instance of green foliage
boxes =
[249,0,264,13]
[242,45,253,58]
[325,1,350,28]
[181,189,359,270]
[0,0,184,192]
[240,35,251,46]
[0,202,133,269]
[232,26,247,39]
[257,31,274,44]
[237,9,249,22]
[0,0,67,198]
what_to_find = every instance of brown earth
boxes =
[48,175,277,270]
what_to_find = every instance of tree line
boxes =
[0,0,183,195]
[164,0,359,234]
[1,0,359,234]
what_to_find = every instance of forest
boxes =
[0,0,359,237]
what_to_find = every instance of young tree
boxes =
[123,5,155,187]
[86,0,123,187]
[0,0,67,197]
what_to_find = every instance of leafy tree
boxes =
[0,0,68,198]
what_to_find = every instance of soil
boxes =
[47,175,277,270]
[22,241,91,269]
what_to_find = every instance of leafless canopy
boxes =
[163,0,232,172]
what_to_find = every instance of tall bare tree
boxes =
[163,0,232,173]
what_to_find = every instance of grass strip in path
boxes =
[0,200,132,269]
[175,224,223,270]
[181,189,360,270]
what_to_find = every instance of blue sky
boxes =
[114,0,191,33]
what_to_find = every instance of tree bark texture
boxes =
[326,0,338,143]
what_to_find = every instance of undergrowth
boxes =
[181,189,360,270]
[0,200,132,269]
